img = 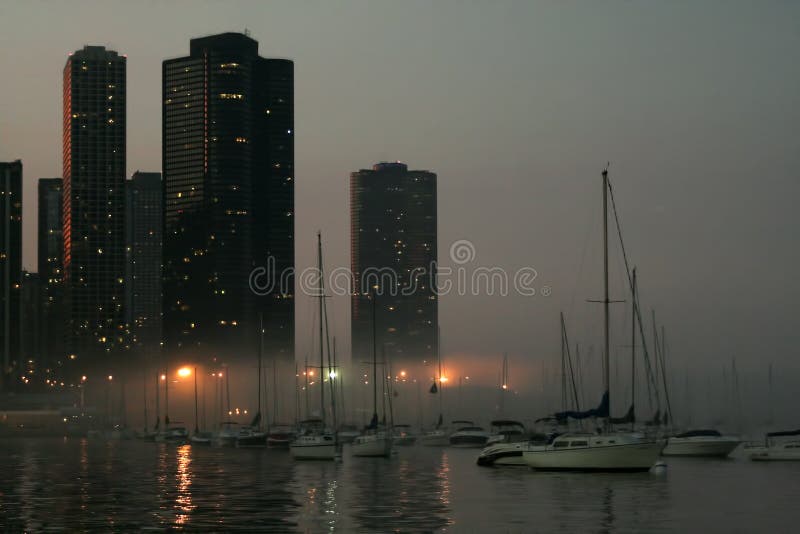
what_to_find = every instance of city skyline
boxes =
[0,1,798,378]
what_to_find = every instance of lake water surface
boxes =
[0,438,797,532]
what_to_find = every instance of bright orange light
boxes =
[160,374,166,381]
[308,370,315,377]
[502,384,508,390]
[439,376,448,383]
[400,370,407,377]
[177,367,191,378]
[107,375,113,381]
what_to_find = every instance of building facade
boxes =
[162,32,294,366]
[1,160,23,390]
[38,178,64,371]
[350,162,438,370]
[125,172,162,359]
[62,46,127,378]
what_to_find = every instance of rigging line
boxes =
[607,177,661,413]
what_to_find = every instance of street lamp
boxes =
[177,367,191,378]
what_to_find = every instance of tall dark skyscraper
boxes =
[350,162,438,370]
[20,270,42,378]
[125,172,162,359]
[38,178,64,370]
[63,46,127,377]
[1,160,23,390]
[162,32,294,366]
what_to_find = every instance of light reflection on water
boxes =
[0,439,798,532]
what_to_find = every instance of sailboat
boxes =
[190,366,213,445]
[750,429,800,461]
[420,327,449,446]
[524,167,664,472]
[290,233,339,460]
[237,315,268,448]
[352,291,393,457]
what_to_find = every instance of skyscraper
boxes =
[125,172,162,359]
[63,46,127,377]
[350,162,438,370]
[38,178,64,370]
[20,270,42,380]
[162,32,294,365]
[0,160,22,390]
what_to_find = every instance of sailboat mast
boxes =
[155,371,160,430]
[560,312,567,412]
[317,232,325,426]
[143,370,148,433]
[258,313,263,430]
[372,291,378,422]
[437,326,443,420]
[193,366,199,434]
[602,168,611,428]
[631,268,637,418]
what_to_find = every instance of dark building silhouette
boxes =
[20,271,42,380]
[63,46,127,378]
[1,160,23,390]
[162,32,294,366]
[125,172,162,359]
[38,178,64,371]
[350,162,438,369]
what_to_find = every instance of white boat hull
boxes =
[524,440,664,472]
[662,437,740,457]
[477,442,532,466]
[352,435,392,457]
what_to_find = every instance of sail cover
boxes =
[610,404,635,425]
[553,391,609,422]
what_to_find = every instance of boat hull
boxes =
[237,434,267,448]
[662,437,740,457]
[352,436,392,457]
[477,442,531,466]
[394,436,417,446]
[750,450,800,461]
[524,441,664,472]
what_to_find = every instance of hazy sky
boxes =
[1,0,798,384]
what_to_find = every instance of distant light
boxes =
[107,375,113,381]
[177,367,191,378]
[308,370,314,377]
[439,376,448,383]
[329,371,337,379]
[81,375,87,382]
[400,370,407,378]
[502,384,508,390]
[161,374,166,381]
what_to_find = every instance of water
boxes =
[0,439,797,532]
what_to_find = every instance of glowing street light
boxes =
[177,367,191,378]
[329,371,337,379]
[107,375,113,381]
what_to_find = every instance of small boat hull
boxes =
[662,437,740,457]
[237,434,267,448]
[449,434,490,448]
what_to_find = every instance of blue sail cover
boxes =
[610,404,635,425]
[554,391,609,422]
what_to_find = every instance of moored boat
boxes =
[662,429,740,457]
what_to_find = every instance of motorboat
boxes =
[523,431,665,472]
[478,422,546,466]
[449,421,490,448]
[393,424,417,446]
[750,429,800,462]
[662,429,740,457]
[485,420,527,446]
[158,423,189,444]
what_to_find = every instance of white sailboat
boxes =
[421,327,450,446]
[524,168,664,472]
[290,233,338,461]
[750,430,800,462]
[352,293,392,458]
